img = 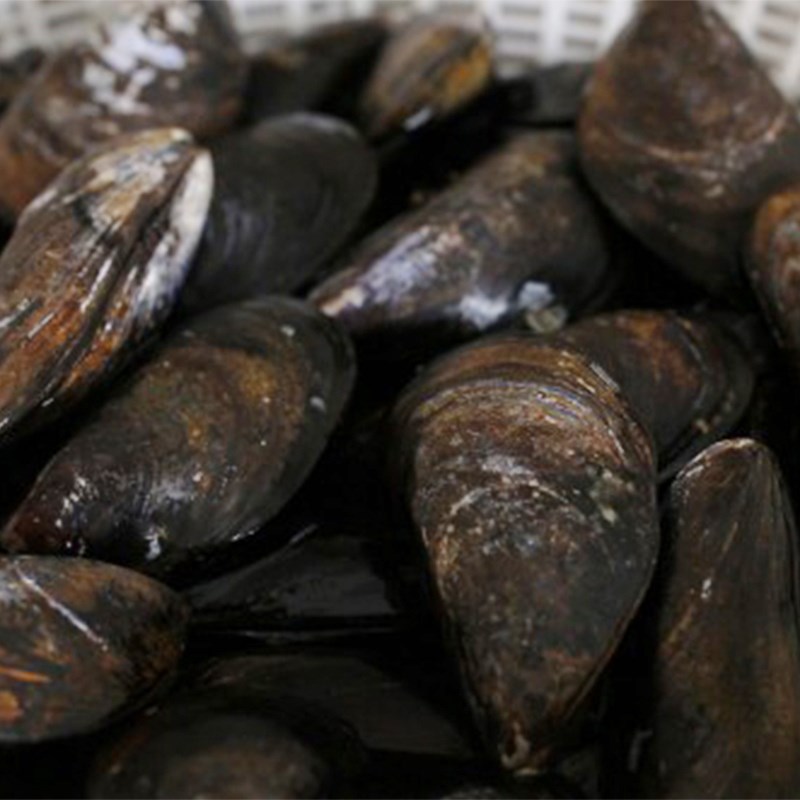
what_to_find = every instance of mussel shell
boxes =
[391,334,659,773]
[548,310,755,478]
[741,359,800,515]
[0,1,244,218]
[180,114,378,315]
[631,439,800,797]
[578,0,800,299]
[192,651,474,760]
[365,83,507,230]
[0,48,44,115]
[359,15,493,141]
[500,62,591,128]
[185,375,429,641]
[311,131,610,358]
[0,127,211,442]
[88,688,366,799]
[0,555,187,743]
[244,19,388,123]
[1,297,355,585]
[185,520,406,639]
[747,183,800,363]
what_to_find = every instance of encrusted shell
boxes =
[391,333,658,773]
[0,1,244,218]
[0,127,212,441]
[311,131,609,357]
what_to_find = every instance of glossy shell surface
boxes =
[2,297,355,584]
[181,113,377,314]
[311,131,609,356]
[0,127,212,441]
[0,555,187,743]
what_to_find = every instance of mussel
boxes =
[180,113,378,315]
[626,439,800,797]
[88,685,367,799]
[548,310,755,478]
[244,19,388,123]
[359,15,493,141]
[311,131,610,358]
[192,651,474,760]
[391,333,659,773]
[364,84,506,231]
[1,297,355,585]
[748,183,800,369]
[0,0,244,218]
[0,47,44,115]
[579,0,800,299]
[501,62,591,128]
[185,514,408,639]
[184,370,426,640]
[0,127,212,441]
[0,555,187,743]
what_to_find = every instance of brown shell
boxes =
[549,310,754,478]
[0,127,212,442]
[578,0,800,299]
[88,685,366,799]
[747,183,800,363]
[391,333,659,773]
[0,1,244,218]
[359,15,493,140]
[311,131,609,357]
[634,439,800,797]
[0,555,187,743]
[1,297,355,585]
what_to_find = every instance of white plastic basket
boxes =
[2,0,800,101]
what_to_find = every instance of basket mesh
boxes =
[1,0,800,100]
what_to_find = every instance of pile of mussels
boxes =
[1,1,800,797]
